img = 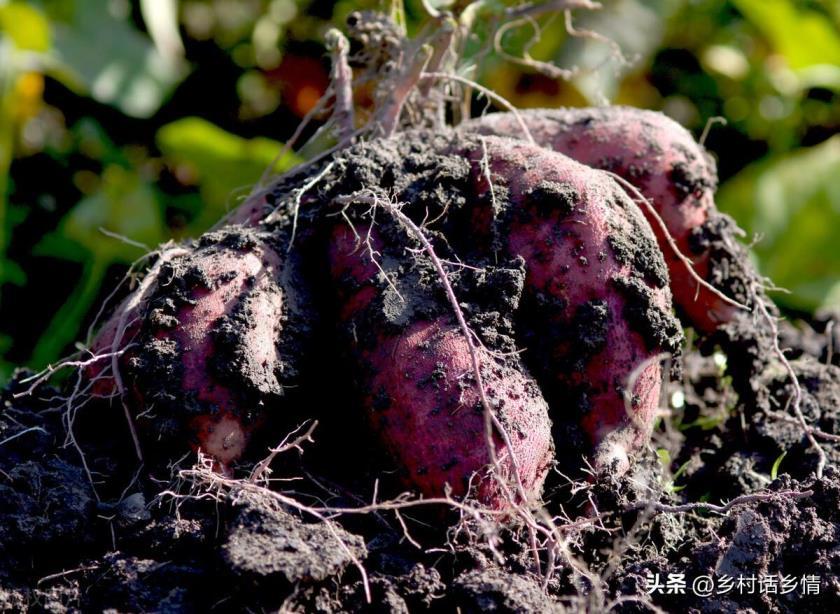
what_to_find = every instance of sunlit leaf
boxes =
[678,414,725,431]
[770,451,786,480]
[44,0,188,118]
[140,0,184,60]
[388,0,406,33]
[0,2,51,52]
[718,136,840,311]
[732,0,840,69]
[156,117,300,232]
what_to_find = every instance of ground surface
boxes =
[1,312,838,613]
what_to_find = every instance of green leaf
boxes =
[732,0,840,69]
[35,164,165,263]
[156,117,300,233]
[656,448,671,467]
[389,0,407,33]
[678,414,725,431]
[672,459,691,482]
[0,2,51,52]
[770,451,787,480]
[657,449,690,493]
[797,64,840,93]
[29,258,106,368]
[0,258,25,286]
[717,136,840,312]
[43,0,187,118]
[30,164,166,367]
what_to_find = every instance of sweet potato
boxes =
[327,220,554,507]
[461,107,745,333]
[452,135,683,473]
[88,226,312,470]
[86,125,680,483]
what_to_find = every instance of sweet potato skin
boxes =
[462,107,734,333]
[454,136,682,473]
[89,227,311,470]
[87,126,680,482]
[328,222,554,506]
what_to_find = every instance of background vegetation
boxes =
[1,0,838,381]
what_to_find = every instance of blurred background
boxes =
[0,0,838,381]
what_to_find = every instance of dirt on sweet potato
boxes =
[326,219,554,507]
[86,225,316,470]
[455,134,683,474]
[461,107,766,335]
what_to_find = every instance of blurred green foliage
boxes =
[718,136,840,312]
[156,117,298,231]
[0,0,838,381]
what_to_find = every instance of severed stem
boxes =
[326,29,355,146]
[421,72,535,143]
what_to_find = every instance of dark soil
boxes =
[3,322,839,612]
[2,135,839,613]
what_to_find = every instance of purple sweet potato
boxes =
[462,107,741,333]
[327,221,554,507]
[84,124,681,485]
[88,226,312,471]
[453,135,683,473]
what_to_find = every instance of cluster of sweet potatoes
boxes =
[86,106,752,510]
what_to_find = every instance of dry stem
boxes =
[422,72,535,143]
[325,29,355,145]
[0,426,48,448]
[629,488,813,515]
